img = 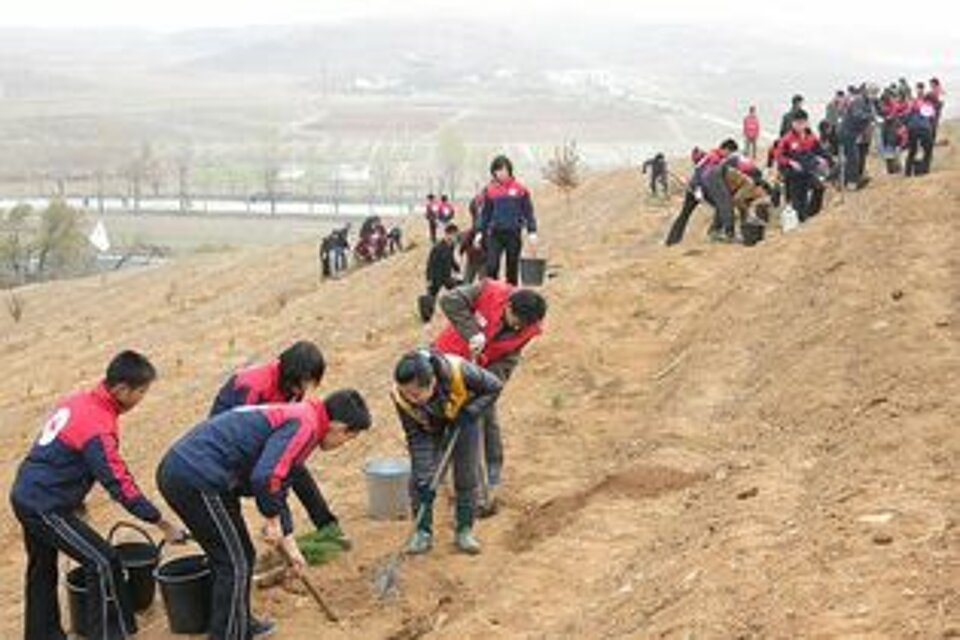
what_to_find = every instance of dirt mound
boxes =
[509,465,706,553]
[0,123,957,638]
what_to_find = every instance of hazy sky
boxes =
[1,0,956,32]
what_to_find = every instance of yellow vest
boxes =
[393,354,469,427]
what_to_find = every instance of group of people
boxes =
[319,216,403,278]
[11,345,371,640]
[665,74,945,247]
[422,155,539,292]
[11,158,549,638]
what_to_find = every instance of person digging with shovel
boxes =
[157,389,371,640]
[433,280,546,516]
[392,350,503,555]
[208,341,351,552]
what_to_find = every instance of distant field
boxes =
[99,211,405,253]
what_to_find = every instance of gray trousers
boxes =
[478,403,503,487]
[701,168,734,237]
[404,418,479,532]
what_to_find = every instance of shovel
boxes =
[277,542,340,623]
[372,422,462,599]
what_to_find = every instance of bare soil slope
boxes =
[0,127,956,639]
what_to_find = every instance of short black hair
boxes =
[278,341,326,400]
[490,154,514,176]
[792,109,809,122]
[324,389,371,431]
[440,194,449,202]
[394,351,435,387]
[105,351,156,389]
[444,223,459,235]
[792,94,804,104]
[427,193,436,200]
[508,289,547,326]
[720,138,739,152]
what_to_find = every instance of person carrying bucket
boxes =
[209,341,351,551]
[475,155,538,285]
[157,389,371,640]
[392,350,502,555]
[433,280,546,516]
[9,351,187,640]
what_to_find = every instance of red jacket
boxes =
[433,280,542,367]
[11,383,162,521]
[438,202,455,224]
[775,129,827,168]
[210,360,286,416]
[743,114,760,140]
[167,399,330,534]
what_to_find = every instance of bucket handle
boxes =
[108,521,157,551]
[155,531,196,558]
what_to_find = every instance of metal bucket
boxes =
[364,457,411,520]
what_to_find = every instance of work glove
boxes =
[468,333,486,359]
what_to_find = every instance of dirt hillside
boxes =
[0,125,956,639]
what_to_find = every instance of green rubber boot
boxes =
[455,527,481,555]
[405,529,433,555]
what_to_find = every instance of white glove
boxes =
[473,234,483,249]
[528,233,538,243]
[468,333,486,358]
[694,188,704,202]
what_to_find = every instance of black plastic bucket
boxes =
[418,293,435,323]
[155,554,212,635]
[519,257,546,287]
[66,566,122,637]
[109,522,159,612]
[742,221,765,247]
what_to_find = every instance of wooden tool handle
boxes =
[277,543,340,623]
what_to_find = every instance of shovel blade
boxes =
[373,552,403,599]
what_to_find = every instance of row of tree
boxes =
[0,201,93,287]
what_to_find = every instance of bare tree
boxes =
[261,138,282,216]
[0,204,33,285]
[435,127,467,199]
[371,142,397,203]
[124,142,155,214]
[5,291,24,323]
[542,140,583,214]
[176,147,193,214]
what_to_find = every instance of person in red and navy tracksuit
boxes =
[433,280,546,515]
[476,155,537,285]
[424,193,441,245]
[775,109,832,222]
[209,341,352,550]
[157,389,371,640]
[10,351,186,640]
[459,191,487,284]
[438,195,455,225]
